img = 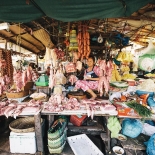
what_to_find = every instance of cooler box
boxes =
[9,132,36,154]
[70,115,87,126]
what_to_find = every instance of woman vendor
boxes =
[75,56,99,99]
[72,50,85,80]
[28,63,39,82]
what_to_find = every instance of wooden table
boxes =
[34,110,115,155]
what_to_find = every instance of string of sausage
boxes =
[0,50,7,76]
[77,24,91,61]
[5,50,13,81]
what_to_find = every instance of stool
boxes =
[36,86,51,96]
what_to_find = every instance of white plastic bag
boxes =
[138,39,155,71]
[142,123,155,136]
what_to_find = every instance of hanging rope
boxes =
[16,23,22,58]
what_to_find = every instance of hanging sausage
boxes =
[77,24,91,60]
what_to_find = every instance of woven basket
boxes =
[9,117,42,133]
[48,140,66,154]
[48,128,67,149]
[6,90,29,99]
[33,29,54,48]
[48,119,67,140]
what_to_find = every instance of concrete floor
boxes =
[0,116,147,155]
[0,117,106,155]
[0,130,105,155]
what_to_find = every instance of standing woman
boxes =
[28,63,39,82]
[75,56,99,99]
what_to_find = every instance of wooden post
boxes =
[47,115,54,128]
[34,113,44,154]
[36,54,38,67]
[105,116,111,152]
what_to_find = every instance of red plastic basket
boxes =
[70,115,87,126]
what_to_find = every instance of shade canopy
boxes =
[0,0,154,22]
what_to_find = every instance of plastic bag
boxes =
[139,39,155,72]
[55,70,66,85]
[142,123,155,136]
[122,118,143,138]
[144,133,155,155]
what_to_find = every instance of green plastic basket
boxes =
[48,119,67,140]
[48,128,67,148]
[35,81,49,86]
[48,140,66,154]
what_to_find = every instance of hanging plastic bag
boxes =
[138,39,155,72]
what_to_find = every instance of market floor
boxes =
[0,116,148,155]
[0,130,105,155]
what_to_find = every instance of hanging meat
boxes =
[77,24,91,60]
[97,60,113,96]
[4,50,14,81]
[0,49,7,76]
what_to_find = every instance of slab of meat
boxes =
[63,98,80,110]
[65,62,76,73]
[4,106,15,118]
[0,102,8,108]
[20,106,40,115]
[93,66,100,76]
[69,75,78,85]
[13,104,27,118]
[51,49,58,67]
[22,70,28,86]
[27,99,43,107]
[49,67,56,89]
[0,106,8,116]
[99,60,106,73]
[26,67,32,81]
[13,70,23,92]
[100,104,116,113]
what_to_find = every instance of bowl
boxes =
[112,146,124,155]
[125,79,136,86]
[117,134,127,141]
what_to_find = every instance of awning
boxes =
[0,0,154,22]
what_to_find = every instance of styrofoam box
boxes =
[9,132,37,154]
[67,134,104,155]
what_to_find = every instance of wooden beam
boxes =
[8,29,41,52]
[0,33,36,54]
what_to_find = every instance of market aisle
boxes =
[0,129,105,155]
[0,131,27,155]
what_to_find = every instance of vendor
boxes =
[75,56,99,99]
[72,50,85,80]
[29,63,39,82]
[46,66,50,76]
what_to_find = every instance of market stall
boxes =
[1,1,155,155]
[0,39,155,155]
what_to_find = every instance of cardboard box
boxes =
[9,132,36,154]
